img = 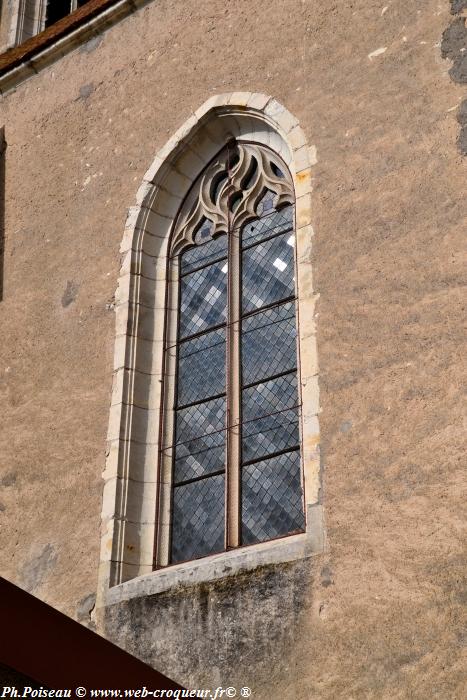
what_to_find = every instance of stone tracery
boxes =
[171,143,294,255]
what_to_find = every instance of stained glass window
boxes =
[163,143,305,565]
[240,199,304,546]
[170,233,228,563]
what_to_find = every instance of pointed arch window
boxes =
[156,142,306,567]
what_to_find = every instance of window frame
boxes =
[9,0,85,45]
[98,94,323,602]
[155,141,306,568]
[44,1,85,31]
[9,0,45,45]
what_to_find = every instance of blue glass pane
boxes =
[174,440,225,484]
[179,258,228,338]
[242,231,295,314]
[256,189,276,216]
[174,396,226,484]
[242,373,299,463]
[181,232,227,274]
[178,327,226,406]
[241,206,293,247]
[242,450,304,545]
[176,395,225,443]
[172,474,225,563]
[241,301,296,386]
[242,408,299,464]
[242,373,298,425]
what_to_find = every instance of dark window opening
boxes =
[45,0,92,29]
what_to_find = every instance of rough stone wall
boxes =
[0,0,466,697]
[104,561,313,693]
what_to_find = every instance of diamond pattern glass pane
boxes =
[181,232,227,275]
[242,231,295,314]
[241,206,293,247]
[174,396,226,483]
[179,259,228,338]
[242,450,304,545]
[171,474,225,563]
[176,395,225,441]
[242,302,296,386]
[170,173,300,562]
[242,408,299,464]
[174,429,225,484]
[242,373,298,425]
[256,189,276,216]
[178,327,226,406]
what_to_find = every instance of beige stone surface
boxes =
[0,0,466,697]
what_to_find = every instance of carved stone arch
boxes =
[171,142,294,254]
[97,93,322,607]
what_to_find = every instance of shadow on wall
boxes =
[0,127,5,300]
[442,1,467,154]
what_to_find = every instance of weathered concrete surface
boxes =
[442,4,467,152]
[441,16,467,83]
[451,0,467,14]
[104,560,313,693]
[0,0,466,697]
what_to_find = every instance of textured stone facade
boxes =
[0,1,466,697]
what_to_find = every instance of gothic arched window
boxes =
[156,142,306,566]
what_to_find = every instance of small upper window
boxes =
[10,0,93,46]
[45,1,91,29]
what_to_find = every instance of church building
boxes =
[0,1,465,697]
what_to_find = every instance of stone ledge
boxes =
[0,0,151,95]
[103,504,325,606]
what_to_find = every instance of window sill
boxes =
[0,0,150,95]
[104,504,325,606]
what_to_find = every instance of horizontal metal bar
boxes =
[241,413,299,442]
[179,252,228,278]
[241,295,296,321]
[173,468,225,488]
[174,300,296,354]
[161,403,303,453]
[178,337,226,363]
[241,225,294,252]
[178,320,226,344]
[242,368,297,391]
[176,390,226,411]
[241,445,300,468]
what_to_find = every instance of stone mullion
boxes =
[225,147,241,550]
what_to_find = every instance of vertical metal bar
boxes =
[225,142,241,549]
[153,256,180,569]
[0,127,5,303]
[291,203,308,521]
